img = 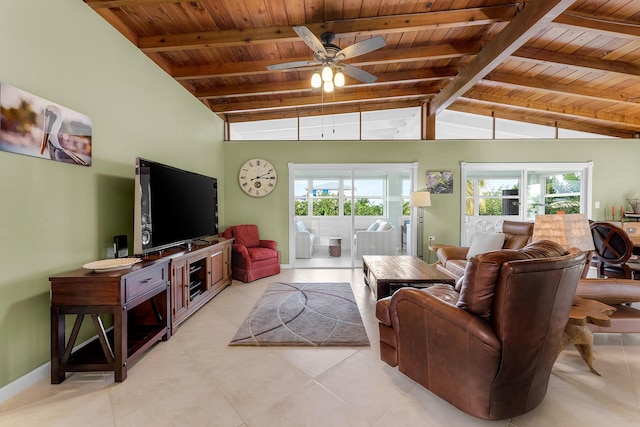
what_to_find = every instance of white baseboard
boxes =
[0,362,50,404]
[0,328,112,404]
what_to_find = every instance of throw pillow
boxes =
[296,221,307,232]
[367,221,380,231]
[378,221,393,231]
[233,224,260,248]
[466,232,506,259]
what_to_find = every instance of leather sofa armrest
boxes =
[576,278,640,305]
[260,239,278,250]
[375,297,392,326]
[436,246,470,265]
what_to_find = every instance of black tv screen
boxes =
[134,158,218,255]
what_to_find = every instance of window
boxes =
[466,178,520,216]
[347,179,384,216]
[461,162,592,245]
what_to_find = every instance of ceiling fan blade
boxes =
[342,64,378,83]
[338,36,386,60]
[293,26,327,57]
[267,60,317,70]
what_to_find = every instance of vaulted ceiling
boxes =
[85,0,640,138]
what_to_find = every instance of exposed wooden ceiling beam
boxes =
[172,43,479,80]
[553,12,640,39]
[429,0,576,116]
[484,72,640,106]
[196,68,456,99]
[512,47,640,77]
[463,89,640,127]
[450,99,635,138]
[209,86,438,114]
[137,6,516,52]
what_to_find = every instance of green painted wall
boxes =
[223,139,640,261]
[0,0,224,388]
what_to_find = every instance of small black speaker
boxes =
[114,235,128,258]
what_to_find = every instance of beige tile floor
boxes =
[1,268,640,426]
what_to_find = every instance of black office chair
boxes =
[590,221,635,279]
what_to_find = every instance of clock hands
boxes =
[251,171,274,180]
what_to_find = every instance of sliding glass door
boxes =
[289,163,416,268]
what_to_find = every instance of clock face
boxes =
[238,158,278,197]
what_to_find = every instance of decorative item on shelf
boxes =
[626,197,640,220]
[410,190,432,260]
[532,213,595,277]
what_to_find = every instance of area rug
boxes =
[229,282,370,347]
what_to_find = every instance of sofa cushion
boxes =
[248,246,277,261]
[296,221,307,232]
[466,232,505,259]
[233,224,260,248]
[457,240,566,321]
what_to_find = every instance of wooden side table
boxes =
[328,236,342,257]
[50,259,170,383]
[556,297,616,375]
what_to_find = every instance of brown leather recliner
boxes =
[436,220,534,279]
[377,240,586,421]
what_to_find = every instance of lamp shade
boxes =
[321,65,333,82]
[311,72,322,88]
[532,213,594,251]
[410,191,432,207]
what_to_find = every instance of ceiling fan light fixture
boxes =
[323,80,334,93]
[334,71,345,87]
[321,65,333,82]
[311,71,322,88]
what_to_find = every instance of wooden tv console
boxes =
[155,237,233,331]
[49,237,232,383]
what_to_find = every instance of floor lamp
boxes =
[411,191,432,260]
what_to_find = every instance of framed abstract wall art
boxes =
[0,83,92,166]
[425,171,453,194]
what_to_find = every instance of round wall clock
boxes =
[238,158,278,197]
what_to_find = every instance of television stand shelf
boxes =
[146,237,232,332]
[49,258,170,384]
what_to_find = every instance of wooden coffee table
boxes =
[556,297,616,375]
[362,255,457,299]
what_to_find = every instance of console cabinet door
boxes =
[171,258,189,324]
[208,249,225,293]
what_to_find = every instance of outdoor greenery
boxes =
[465,173,581,216]
[295,196,387,216]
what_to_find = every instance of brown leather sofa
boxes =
[575,278,640,333]
[376,240,586,420]
[436,220,534,279]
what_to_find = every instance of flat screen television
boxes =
[134,157,218,255]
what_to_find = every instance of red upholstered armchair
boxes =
[220,224,280,283]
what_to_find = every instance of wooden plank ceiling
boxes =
[85,0,640,138]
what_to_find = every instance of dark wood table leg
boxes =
[50,307,65,384]
[114,307,127,382]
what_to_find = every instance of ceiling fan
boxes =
[267,26,386,85]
